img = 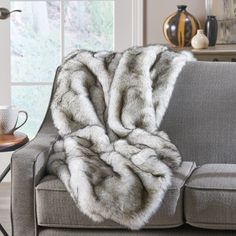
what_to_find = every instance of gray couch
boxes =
[11,61,236,236]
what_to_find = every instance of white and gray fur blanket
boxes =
[47,45,194,229]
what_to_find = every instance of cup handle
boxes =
[14,110,28,132]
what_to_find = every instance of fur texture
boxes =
[47,45,195,229]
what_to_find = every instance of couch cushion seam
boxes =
[186,220,236,226]
[37,162,197,192]
[37,222,183,228]
[185,186,236,191]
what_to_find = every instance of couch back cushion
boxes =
[160,61,236,165]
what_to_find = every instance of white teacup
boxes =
[0,106,28,135]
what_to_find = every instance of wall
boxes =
[144,0,206,45]
[0,0,11,182]
[0,0,10,105]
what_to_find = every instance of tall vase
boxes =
[163,5,200,48]
[205,15,218,46]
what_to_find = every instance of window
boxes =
[0,0,143,138]
[11,0,114,138]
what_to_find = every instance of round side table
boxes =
[0,132,29,236]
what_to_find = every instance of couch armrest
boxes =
[11,126,58,236]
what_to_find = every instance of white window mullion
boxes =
[114,0,133,51]
[11,82,52,86]
[60,0,65,62]
[114,0,143,51]
[132,0,143,47]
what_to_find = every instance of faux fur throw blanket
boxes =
[47,45,194,229]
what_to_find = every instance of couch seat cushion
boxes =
[36,161,195,229]
[185,164,236,230]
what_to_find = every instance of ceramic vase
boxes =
[163,5,200,48]
[205,15,218,46]
[191,29,209,49]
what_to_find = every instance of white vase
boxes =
[191,29,209,49]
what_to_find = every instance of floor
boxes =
[0,183,11,235]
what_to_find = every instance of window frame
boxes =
[0,0,143,106]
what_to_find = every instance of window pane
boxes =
[11,1,61,83]
[64,1,114,54]
[11,85,52,139]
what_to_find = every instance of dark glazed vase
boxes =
[205,15,218,46]
[163,5,200,48]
